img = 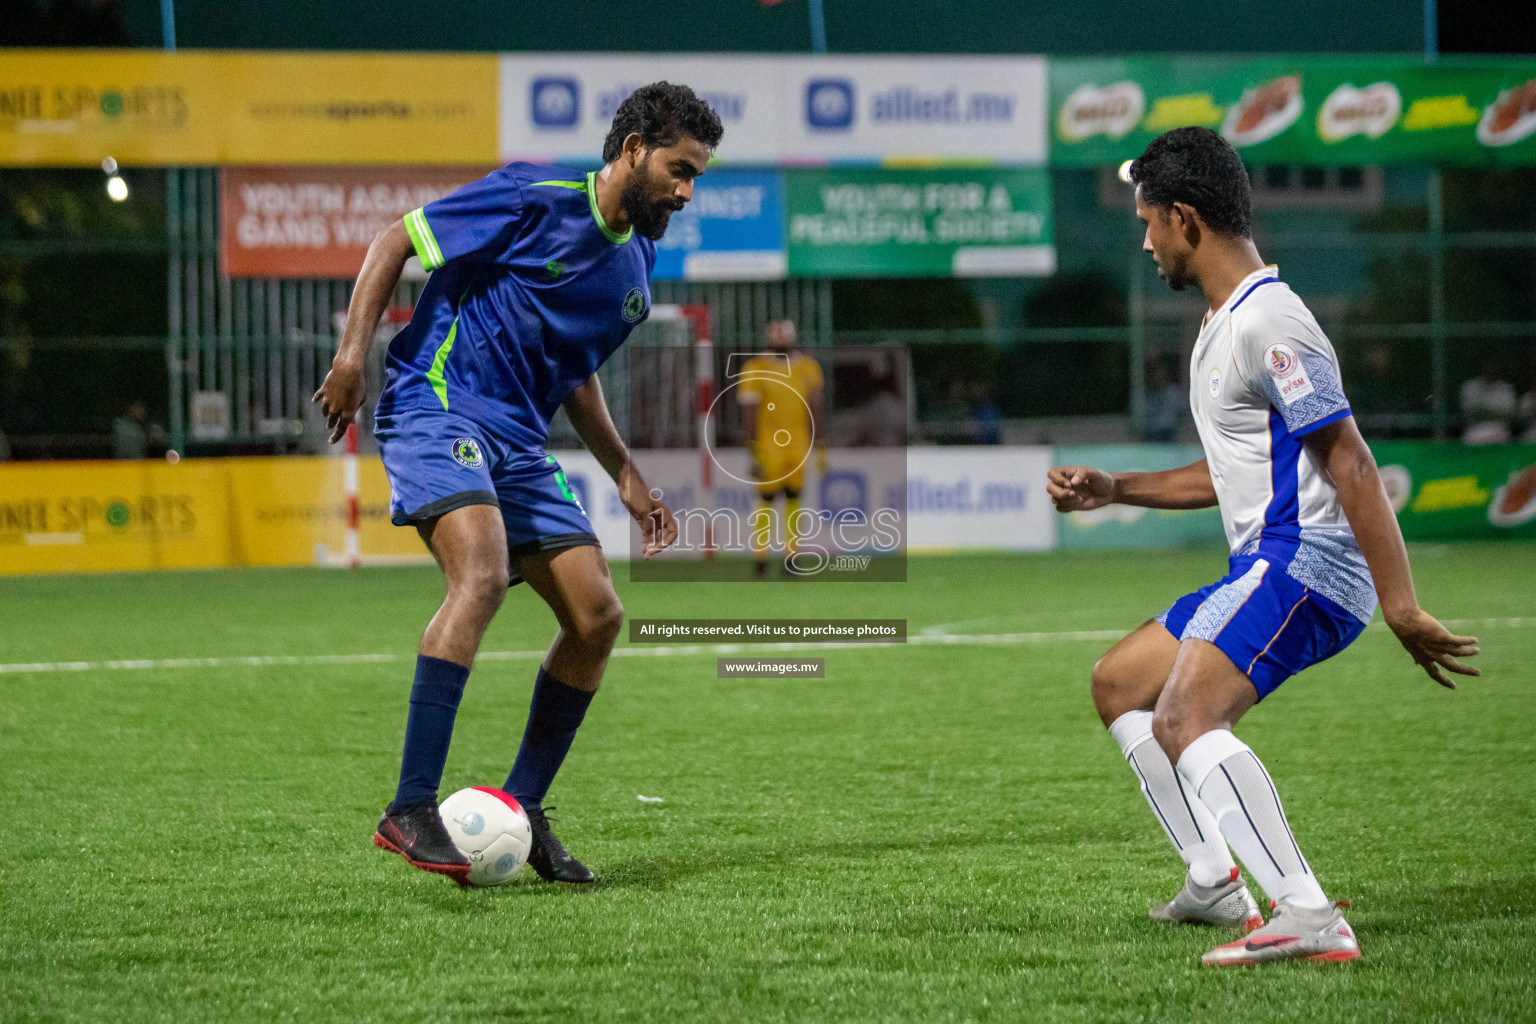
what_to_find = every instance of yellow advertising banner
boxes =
[0,458,234,575]
[0,456,422,576]
[0,50,222,165]
[225,455,418,567]
[215,53,498,166]
[0,50,498,167]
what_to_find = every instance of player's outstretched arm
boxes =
[1301,416,1480,688]
[312,219,415,443]
[1046,460,1218,512]
[564,375,678,558]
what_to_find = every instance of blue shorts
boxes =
[375,406,598,581]
[1157,552,1367,700]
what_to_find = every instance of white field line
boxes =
[1,617,1530,677]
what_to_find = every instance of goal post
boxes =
[316,306,435,569]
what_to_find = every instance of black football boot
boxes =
[525,806,596,884]
[373,800,472,886]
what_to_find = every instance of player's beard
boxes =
[620,160,683,241]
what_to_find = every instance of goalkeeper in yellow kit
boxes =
[736,319,825,577]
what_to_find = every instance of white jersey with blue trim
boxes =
[1189,266,1377,623]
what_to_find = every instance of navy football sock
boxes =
[391,655,470,810]
[504,668,595,811]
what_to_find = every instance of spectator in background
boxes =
[843,368,907,448]
[1143,354,1186,443]
[111,398,167,459]
[1459,356,1519,446]
[929,378,970,443]
[968,381,1003,445]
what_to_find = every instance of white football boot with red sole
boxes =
[1202,898,1360,967]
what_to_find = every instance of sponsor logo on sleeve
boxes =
[530,77,580,129]
[805,79,855,130]
[1265,343,1315,405]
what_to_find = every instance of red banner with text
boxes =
[219,165,491,278]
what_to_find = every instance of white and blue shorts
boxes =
[1157,552,1367,700]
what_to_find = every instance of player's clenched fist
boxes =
[1046,465,1116,512]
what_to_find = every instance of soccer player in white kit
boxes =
[1047,127,1481,967]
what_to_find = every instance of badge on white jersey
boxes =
[1264,343,1315,405]
[1208,367,1222,397]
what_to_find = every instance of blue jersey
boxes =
[376,162,657,449]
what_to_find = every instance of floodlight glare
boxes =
[106,175,129,202]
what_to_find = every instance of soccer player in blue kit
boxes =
[313,84,723,886]
[1048,128,1480,965]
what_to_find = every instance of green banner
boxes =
[1052,441,1536,548]
[1055,444,1225,549]
[1374,442,1536,541]
[1051,56,1536,167]
[784,168,1055,278]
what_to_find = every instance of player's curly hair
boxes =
[602,82,724,163]
[1129,126,1252,238]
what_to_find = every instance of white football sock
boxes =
[1177,729,1331,911]
[1108,711,1237,888]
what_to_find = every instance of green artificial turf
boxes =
[1,544,1533,1023]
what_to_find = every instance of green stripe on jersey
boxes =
[404,207,445,270]
[426,315,459,410]
[585,171,632,244]
[529,174,631,244]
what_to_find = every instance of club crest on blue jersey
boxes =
[622,287,647,324]
[451,438,484,468]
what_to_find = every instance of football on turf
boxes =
[439,787,533,887]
